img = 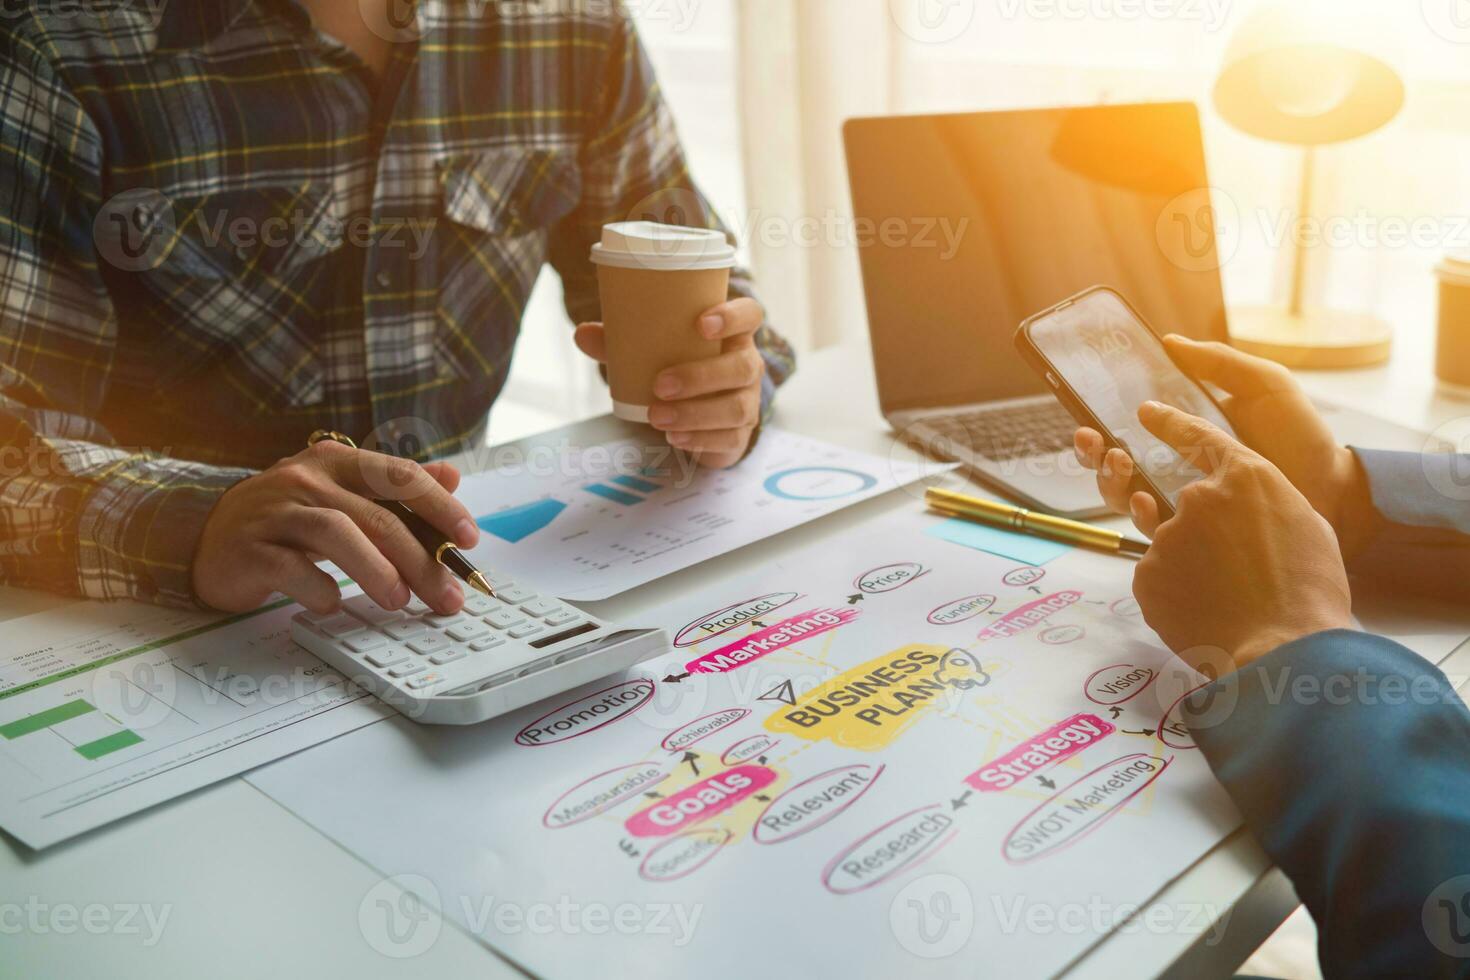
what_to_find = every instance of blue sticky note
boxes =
[926,518,1070,566]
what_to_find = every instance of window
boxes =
[888,0,1470,367]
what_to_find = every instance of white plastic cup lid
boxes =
[590,221,736,272]
[1437,250,1470,287]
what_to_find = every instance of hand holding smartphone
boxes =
[1015,286,1238,519]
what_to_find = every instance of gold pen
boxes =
[925,487,1149,559]
[308,430,495,597]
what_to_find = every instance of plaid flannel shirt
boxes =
[0,0,795,607]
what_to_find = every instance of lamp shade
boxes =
[1214,0,1404,146]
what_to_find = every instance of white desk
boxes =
[4,341,1468,980]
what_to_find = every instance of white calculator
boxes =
[290,573,669,726]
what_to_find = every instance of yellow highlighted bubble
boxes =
[764,644,993,751]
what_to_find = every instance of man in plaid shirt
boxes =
[0,0,795,615]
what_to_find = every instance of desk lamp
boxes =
[1214,0,1404,368]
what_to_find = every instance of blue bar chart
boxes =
[477,498,569,543]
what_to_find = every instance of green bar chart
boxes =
[74,729,145,760]
[0,697,143,761]
[0,698,95,740]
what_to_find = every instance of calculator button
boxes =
[430,649,467,666]
[319,614,366,638]
[486,608,526,630]
[462,594,496,616]
[367,648,409,668]
[447,620,491,642]
[426,613,467,629]
[521,598,560,617]
[486,573,516,590]
[509,622,544,639]
[470,636,506,652]
[404,597,430,615]
[383,619,428,641]
[407,672,444,690]
[408,633,450,655]
[498,586,536,604]
[390,662,426,679]
[344,632,387,653]
[343,596,405,627]
[544,609,579,627]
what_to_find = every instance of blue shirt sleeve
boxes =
[1183,631,1470,980]
[1348,450,1470,602]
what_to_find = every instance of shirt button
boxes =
[375,270,392,288]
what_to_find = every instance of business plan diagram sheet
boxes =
[251,507,1244,978]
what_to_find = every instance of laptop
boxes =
[844,102,1230,518]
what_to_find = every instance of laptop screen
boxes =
[845,102,1229,415]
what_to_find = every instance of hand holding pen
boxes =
[191,431,485,616]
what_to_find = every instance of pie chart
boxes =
[763,467,879,501]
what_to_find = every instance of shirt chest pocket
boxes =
[432,147,582,382]
[439,147,582,239]
[125,182,342,409]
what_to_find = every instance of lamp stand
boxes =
[1229,147,1394,369]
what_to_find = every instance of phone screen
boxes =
[1027,289,1236,507]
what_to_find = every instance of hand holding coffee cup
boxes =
[575,222,767,469]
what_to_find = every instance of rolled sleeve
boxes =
[0,28,252,607]
[73,453,251,605]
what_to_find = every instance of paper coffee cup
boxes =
[591,222,737,423]
[1435,252,1470,399]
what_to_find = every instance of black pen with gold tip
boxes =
[307,430,495,598]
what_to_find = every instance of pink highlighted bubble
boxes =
[686,609,859,675]
[965,712,1115,792]
[977,591,1083,643]
[625,765,777,838]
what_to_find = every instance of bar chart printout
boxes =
[0,597,388,849]
[461,428,936,600]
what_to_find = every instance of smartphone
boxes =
[1014,286,1237,518]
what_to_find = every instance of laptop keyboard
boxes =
[922,402,1078,462]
